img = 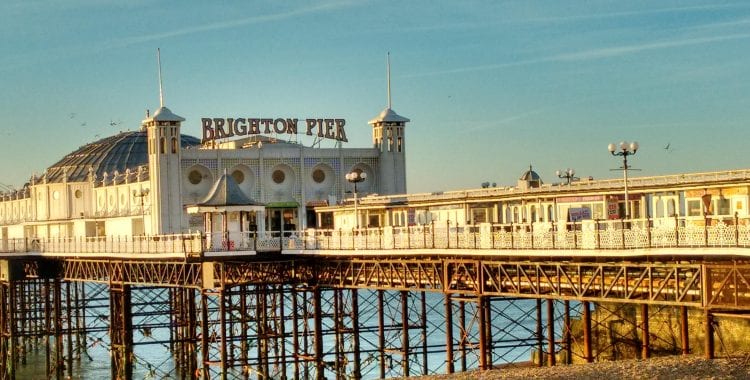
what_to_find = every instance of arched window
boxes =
[171,137,178,154]
[530,205,537,223]
[159,137,166,154]
[667,199,676,217]
[655,198,664,218]
[547,205,554,222]
[505,207,512,224]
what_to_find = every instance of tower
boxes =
[142,49,185,234]
[369,53,410,195]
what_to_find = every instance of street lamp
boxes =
[133,188,150,234]
[608,141,639,219]
[345,171,367,230]
[556,168,578,185]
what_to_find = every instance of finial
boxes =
[157,48,164,108]
[387,52,392,109]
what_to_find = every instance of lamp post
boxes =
[132,188,150,235]
[345,171,367,230]
[608,141,639,219]
[556,168,578,185]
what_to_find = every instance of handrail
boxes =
[286,216,750,251]
[3,215,750,255]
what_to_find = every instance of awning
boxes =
[266,201,300,208]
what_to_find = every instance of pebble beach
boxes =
[416,355,750,380]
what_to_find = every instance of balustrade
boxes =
[3,216,750,256]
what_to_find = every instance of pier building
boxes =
[0,82,409,243]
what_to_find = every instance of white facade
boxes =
[0,102,409,240]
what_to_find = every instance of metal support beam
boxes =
[641,304,650,359]
[536,298,543,367]
[351,289,361,380]
[564,300,572,365]
[313,286,324,380]
[109,283,133,380]
[547,299,556,366]
[401,291,410,377]
[680,306,690,355]
[705,310,714,359]
[583,301,593,363]
[444,293,454,374]
[377,290,385,379]
[477,296,487,370]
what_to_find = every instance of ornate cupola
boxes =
[369,53,410,195]
[518,165,543,190]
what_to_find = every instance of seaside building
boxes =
[0,57,410,240]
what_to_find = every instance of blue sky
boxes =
[1,0,749,193]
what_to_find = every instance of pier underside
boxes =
[0,254,749,379]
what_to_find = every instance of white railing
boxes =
[0,234,204,255]
[203,231,287,253]
[286,216,750,251]
[5,216,750,256]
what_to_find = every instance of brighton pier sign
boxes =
[201,117,348,143]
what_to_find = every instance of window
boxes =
[188,170,202,185]
[687,200,702,216]
[160,137,166,154]
[592,204,604,220]
[715,198,730,215]
[312,169,325,183]
[231,170,245,184]
[272,170,285,184]
[171,137,178,154]
[667,199,676,216]
[397,137,402,152]
[655,199,664,218]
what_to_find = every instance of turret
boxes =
[142,49,185,234]
[369,53,409,195]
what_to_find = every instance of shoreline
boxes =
[413,355,750,380]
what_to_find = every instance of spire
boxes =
[157,48,164,108]
[387,52,392,109]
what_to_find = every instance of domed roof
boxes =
[44,131,201,183]
[519,165,542,181]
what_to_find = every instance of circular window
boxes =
[74,190,82,199]
[231,170,245,184]
[312,169,325,183]
[109,195,115,206]
[188,170,202,185]
[272,170,285,184]
[52,191,60,200]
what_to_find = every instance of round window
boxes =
[272,170,285,184]
[188,170,202,185]
[52,191,60,200]
[232,170,245,184]
[74,190,82,199]
[312,169,325,183]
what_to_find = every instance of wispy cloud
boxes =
[407,32,750,78]
[515,3,749,25]
[0,1,360,72]
[113,1,357,47]
[556,32,750,61]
